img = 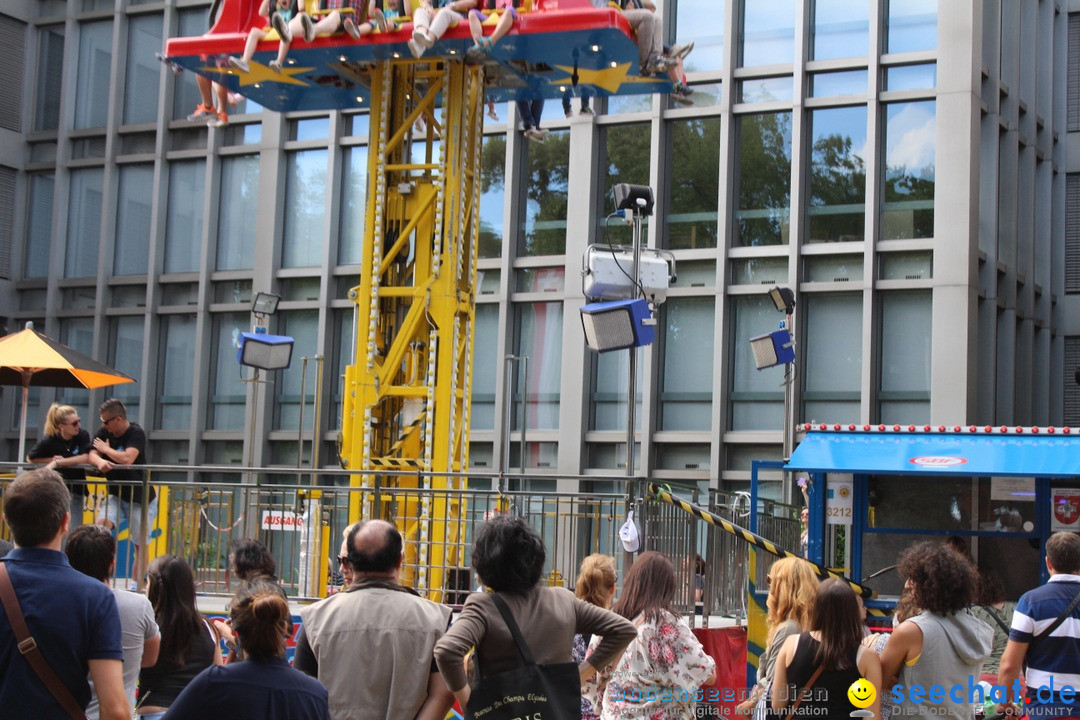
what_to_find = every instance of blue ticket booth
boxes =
[766,426,1080,610]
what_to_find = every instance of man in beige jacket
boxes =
[294,520,454,720]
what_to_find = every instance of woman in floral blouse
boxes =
[584,551,716,720]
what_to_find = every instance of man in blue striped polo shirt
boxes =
[999,532,1080,719]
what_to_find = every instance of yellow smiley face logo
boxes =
[847,678,876,709]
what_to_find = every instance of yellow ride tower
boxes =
[339,58,483,599]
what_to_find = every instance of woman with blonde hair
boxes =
[574,554,618,720]
[27,403,91,527]
[736,556,818,717]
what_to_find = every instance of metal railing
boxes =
[0,464,798,619]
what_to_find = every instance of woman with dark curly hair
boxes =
[433,515,637,712]
[880,542,992,719]
[230,537,278,583]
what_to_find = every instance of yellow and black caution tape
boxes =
[647,483,877,600]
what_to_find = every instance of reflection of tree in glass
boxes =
[883,164,934,239]
[479,135,506,258]
[600,124,650,247]
[809,132,866,242]
[736,112,791,246]
[670,118,720,249]
[522,131,570,256]
[288,154,328,267]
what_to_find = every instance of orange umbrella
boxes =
[0,323,136,462]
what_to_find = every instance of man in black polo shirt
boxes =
[0,468,128,720]
[89,398,156,583]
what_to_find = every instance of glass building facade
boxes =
[0,0,1073,498]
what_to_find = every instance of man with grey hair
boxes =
[295,519,454,720]
[0,467,129,720]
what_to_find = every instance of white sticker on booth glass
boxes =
[826,477,854,526]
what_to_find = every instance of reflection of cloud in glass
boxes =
[675,0,725,71]
[886,103,935,175]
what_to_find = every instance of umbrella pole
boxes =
[17,374,29,471]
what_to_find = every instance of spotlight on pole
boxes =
[768,286,796,314]
[612,183,655,216]
[580,298,655,352]
[750,329,795,370]
[237,332,295,370]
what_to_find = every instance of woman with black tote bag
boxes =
[434,516,637,720]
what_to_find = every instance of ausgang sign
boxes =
[909,456,968,467]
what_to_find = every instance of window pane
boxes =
[741,0,795,67]
[520,130,568,256]
[283,149,328,268]
[114,164,154,275]
[56,319,95,417]
[598,123,650,247]
[66,168,103,278]
[676,0,724,71]
[158,315,196,430]
[210,313,248,429]
[217,155,259,270]
[808,106,867,243]
[590,351,641,432]
[275,311,318,431]
[669,118,720,250]
[332,309,353,427]
[882,102,935,240]
[739,77,793,103]
[887,0,937,54]
[731,295,784,430]
[110,317,143,420]
[803,293,861,423]
[165,160,205,273]
[885,64,937,91]
[34,26,64,132]
[513,302,563,430]
[471,304,499,431]
[660,298,715,430]
[25,174,54,278]
[812,0,869,60]
[810,70,867,98]
[173,10,209,121]
[735,112,792,246]
[479,135,506,259]
[74,21,112,129]
[124,15,161,125]
[879,291,931,423]
[338,146,367,265]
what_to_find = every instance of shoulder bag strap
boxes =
[0,564,88,720]
[978,605,1012,636]
[1031,587,1080,649]
[490,593,537,667]
[788,663,825,716]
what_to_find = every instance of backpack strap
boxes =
[0,563,88,720]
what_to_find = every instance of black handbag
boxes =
[465,593,582,720]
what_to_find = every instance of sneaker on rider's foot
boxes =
[228,56,250,74]
[668,41,694,60]
[670,84,694,105]
[187,103,214,121]
[371,8,388,33]
[413,27,436,49]
[580,106,595,116]
[269,59,283,73]
[208,111,229,128]
[487,105,499,121]
[407,38,424,58]
[644,55,677,75]
[300,13,316,42]
[343,17,361,39]
[271,12,292,43]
